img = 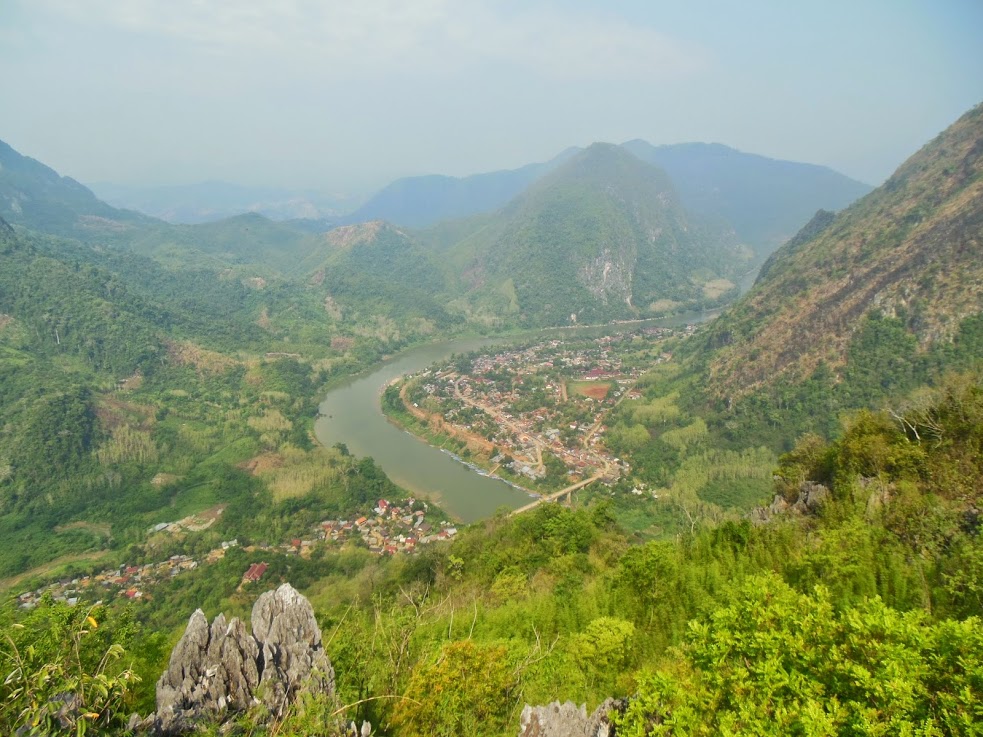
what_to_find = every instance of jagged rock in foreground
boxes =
[519,698,626,737]
[149,583,335,734]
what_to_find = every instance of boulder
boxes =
[519,699,626,737]
[149,583,334,735]
[252,583,335,718]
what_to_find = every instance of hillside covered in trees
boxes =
[0,101,981,736]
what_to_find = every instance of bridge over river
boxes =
[509,473,603,516]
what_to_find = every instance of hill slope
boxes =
[446,143,751,326]
[0,140,150,238]
[704,102,983,397]
[622,140,872,253]
[305,221,460,330]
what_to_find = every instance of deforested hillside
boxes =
[703,102,983,399]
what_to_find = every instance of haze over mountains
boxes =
[82,140,870,243]
[88,181,360,225]
[2,95,983,736]
[1,133,872,332]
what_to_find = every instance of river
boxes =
[314,311,724,522]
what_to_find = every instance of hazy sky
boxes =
[1,0,981,193]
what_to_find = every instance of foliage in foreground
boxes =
[2,374,982,736]
[619,575,983,736]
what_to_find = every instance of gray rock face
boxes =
[750,482,831,523]
[151,584,334,735]
[519,699,625,737]
[252,582,335,717]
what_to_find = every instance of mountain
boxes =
[0,139,150,238]
[703,102,983,398]
[88,180,356,224]
[442,143,752,326]
[0,140,337,273]
[305,221,459,330]
[345,149,579,228]
[351,141,868,249]
[621,140,872,254]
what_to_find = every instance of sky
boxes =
[1,0,981,194]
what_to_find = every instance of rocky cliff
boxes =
[147,584,335,735]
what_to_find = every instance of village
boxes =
[15,497,455,610]
[17,326,694,611]
[399,326,687,489]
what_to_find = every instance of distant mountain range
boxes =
[345,142,870,254]
[88,181,358,225]
[0,132,874,330]
[343,148,580,228]
[5,136,870,261]
[620,140,872,251]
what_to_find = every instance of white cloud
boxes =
[31,0,708,81]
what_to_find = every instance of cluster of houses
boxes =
[317,497,457,555]
[407,335,651,484]
[16,497,456,609]
[15,553,203,609]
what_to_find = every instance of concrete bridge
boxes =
[509,473,603,516]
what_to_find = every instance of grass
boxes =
[697,477,774,510]
[568,380,614,400]
[254,446,340,501]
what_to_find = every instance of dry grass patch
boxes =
[569,381,613,400]
[95,396,156,431]
[252,446,339,500]
[151,473,181,486]
[648,299,682,313]
[247,409,292,433]
[97,424,159,465]
[54,521,112,537]
[166,340,239,373]
[702,278,735,300]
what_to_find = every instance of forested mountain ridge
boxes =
[0,138,331,274]
[349,141,870,253]
[303,220,462,332]
[441,143,752,326]
[343,148,579,228]
[622,140,872,253]
[0,139,151,238]
[703,102,983,399]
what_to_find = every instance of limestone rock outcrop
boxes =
[750,481,831,523]
[150,583,334,735]
[518,698,626,737]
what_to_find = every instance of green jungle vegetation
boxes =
[0,217,441,584]
[2,372,981,734]
[0,106,981,735]
[435,143,752,327]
